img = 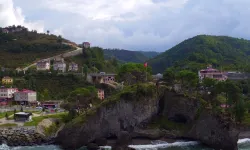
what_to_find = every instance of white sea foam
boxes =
[129,141,199,149]
[238,138,250,144]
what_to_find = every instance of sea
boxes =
[1,139,250,150]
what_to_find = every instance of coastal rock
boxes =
[131,128,165,140]
[56,94,159,149]
[186,111,239,150]
[37,118,59,136]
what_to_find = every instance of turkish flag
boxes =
[144,62,148,67]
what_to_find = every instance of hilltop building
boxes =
[83,42,90,49]
[198,65,227,81]
[68,62,79,72]
[37,60,50,71]
[2,76,13,84]
[87,72,116,84]
[53,58,66,72]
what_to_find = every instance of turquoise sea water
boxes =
[2,139,250,150]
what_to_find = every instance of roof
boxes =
[89,73,116,77]
[0,87,18,90]
[18,89,36,93]
[15,112,31,115]
[2,76,12,79]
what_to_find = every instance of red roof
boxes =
[19,89,36,93]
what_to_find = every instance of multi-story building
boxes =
[0,87,18,99]
[87,72,116,84]
[83,42,91,49]
[68,62,79,72]
[97,89,104,100]
[53,58,66,72]
[198,65,227,81]
[37,60,50,71]
[2,76,13,84]
[14,89,37,105]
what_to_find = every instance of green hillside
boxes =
[103,49,159,63]
[0,25,75,68]
[149,35,250,73]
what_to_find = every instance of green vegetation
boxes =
[44,123,60,136]
[0,25,75,68]
[103,49,155,63]
[0,112,14,119]
[117,63,152,85]
[24,113,67,126]
[0,123,17,127]
[149,35,250,73]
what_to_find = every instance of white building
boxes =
[0,87,18,99]
[83,42,90,48]
[68,62,78,72]
[37,60,50,71]
[14,89,37,105]
[53,59,66,72]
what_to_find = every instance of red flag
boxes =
[144,62,148,67]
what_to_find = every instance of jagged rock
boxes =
[95,138,107,146]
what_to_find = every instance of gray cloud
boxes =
[2,0,250,51]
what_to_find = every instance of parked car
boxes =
[36,106,43,109]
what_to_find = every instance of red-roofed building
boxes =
[14,89,37,105]
[198,65,227,81]
[83,42,90,49]
[2,29,9,34]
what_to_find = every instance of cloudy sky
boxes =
[0,0,249,51]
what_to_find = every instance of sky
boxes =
[0,0,250,51]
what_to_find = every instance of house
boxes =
[37,60,50,71]
[2,28,9,34]
[0,87,18,99]
[152,73,163,80]
[68,62,79,72]
[14,112,32,122]
[198,65,227,81]
[14,89,37,105]
[87,72,116,84]
[83,42,91,48]
[98,89,105,100]
[53,58,66,72]
[2,76,13,84]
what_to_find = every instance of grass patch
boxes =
[0,112,14,119]
[24,112,67,126]
[0,123,17,127]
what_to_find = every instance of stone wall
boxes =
[0,127,49,146]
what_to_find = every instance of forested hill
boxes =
[103,48,159,63]
[148,35,250,73]
[0,25,75,68]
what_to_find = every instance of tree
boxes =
[43,89,50,100]
[47,30,50,34]
[118,63,152,85]
[163,68,175,85]
[57,35,62,43]
[20,107,23,112]
[5,113,8,120]
[235,96,245,123]
[176,70,198,88]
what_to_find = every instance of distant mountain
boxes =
[103,49,159,63]
[0,25,75,68]
[149,35,250,73]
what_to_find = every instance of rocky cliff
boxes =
[56,85,239,150]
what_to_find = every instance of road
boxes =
[22,47,82,71]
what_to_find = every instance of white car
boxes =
[36,106,43,109]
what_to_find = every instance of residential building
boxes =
[87,72,116,84]
[53,58,66,72]
[2,29,9,34]
[83,42,91,48]
[0,87,18,99]
[37,60,50,71]
[98,89,105,100]
[68,62,79,72]
[152,73,163,80]
[14,89,37,105]
[198,65,227,81]
[2,76,13,84]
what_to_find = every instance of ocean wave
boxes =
[129,140,199,149]
[0,144,61,150]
